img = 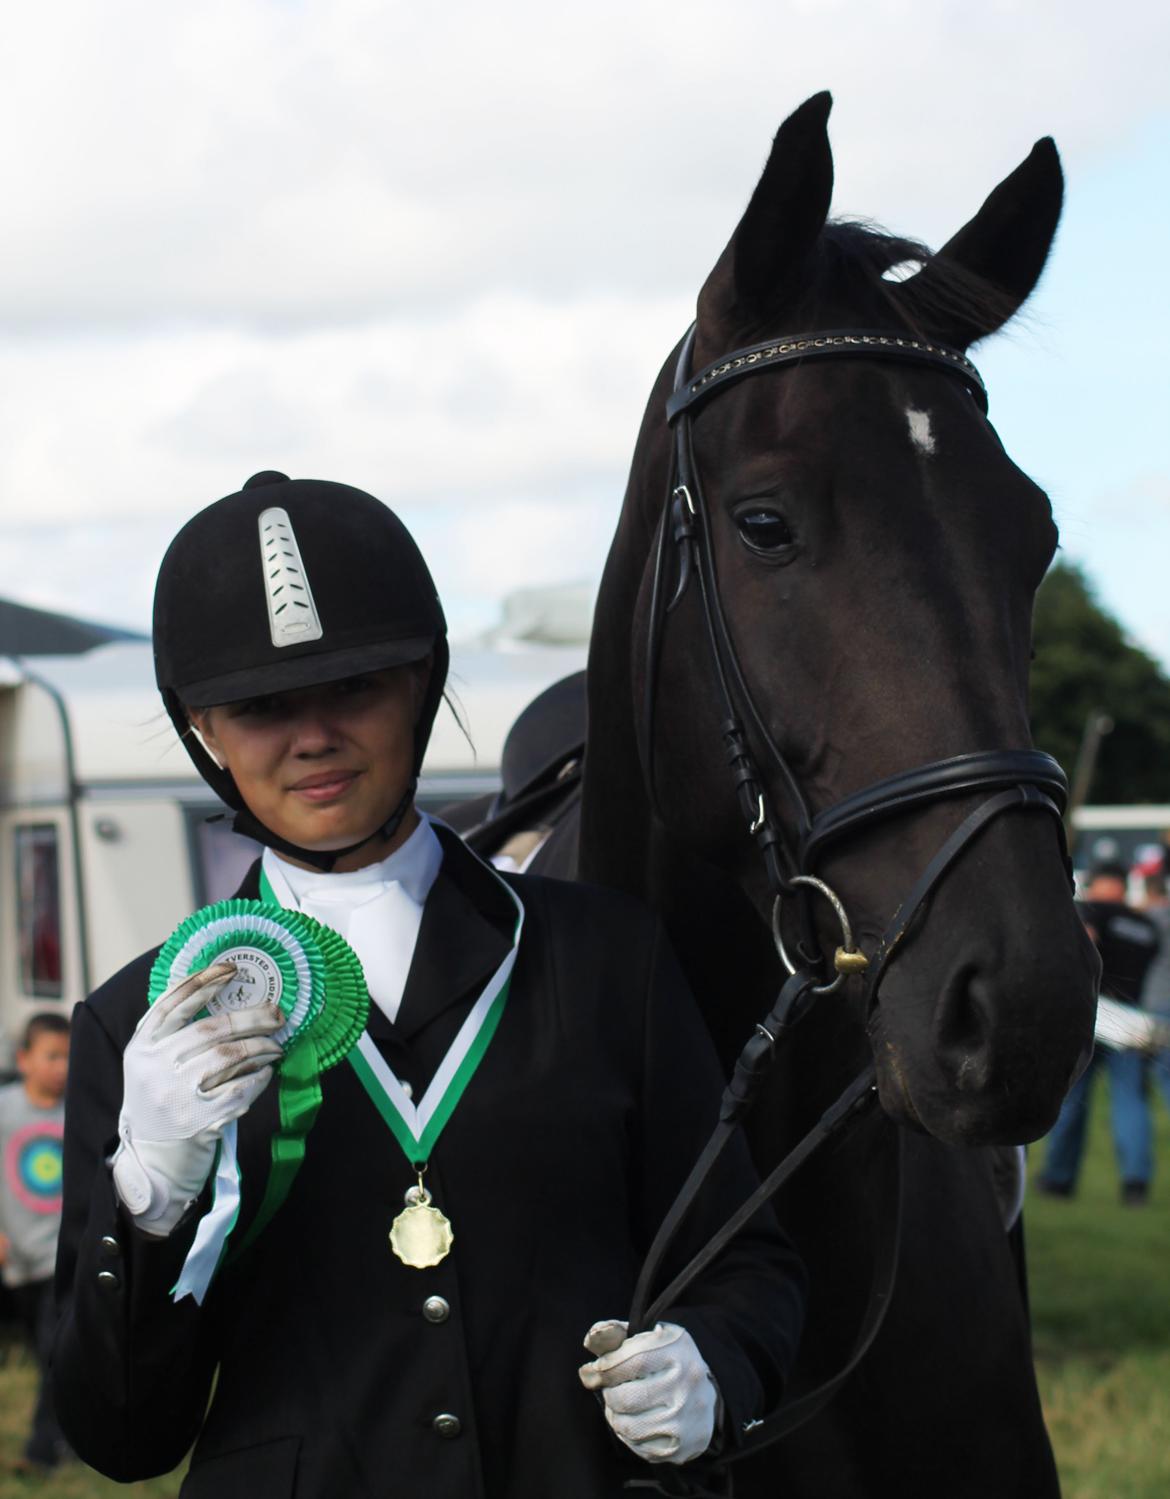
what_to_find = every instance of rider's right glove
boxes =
[579,1320,720,1465]
[111,962,284,1236]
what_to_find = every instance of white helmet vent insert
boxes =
[258,507,324,648]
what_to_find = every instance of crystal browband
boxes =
[666,329,987,421]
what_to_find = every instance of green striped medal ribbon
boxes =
[259,861,524,1269]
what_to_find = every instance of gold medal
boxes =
[389,1175,453,1268]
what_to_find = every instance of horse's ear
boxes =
[899,139,1063,348]
[696,91,834,339]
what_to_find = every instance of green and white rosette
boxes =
[147,899,369,1304]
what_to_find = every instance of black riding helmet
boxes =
[154,470,448,870]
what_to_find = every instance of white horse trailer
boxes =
[0,639,586,1064]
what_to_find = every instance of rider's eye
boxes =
[736,508,794,555]
[232,695,282,717]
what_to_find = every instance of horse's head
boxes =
[613,92,1098,1146]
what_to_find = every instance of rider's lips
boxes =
[287,769,362,803]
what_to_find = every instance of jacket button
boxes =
[422,1295,450,1324]
[96,1270,120,1292]
[432,1413,461,1440]
[99,1235,121,1257]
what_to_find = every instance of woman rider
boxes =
[51,471,806,1498]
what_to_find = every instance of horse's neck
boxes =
[578,457,656,896]
[580,529,777,1062]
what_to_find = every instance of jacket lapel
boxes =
[388,829,515,1041]
[237,833,517,1046]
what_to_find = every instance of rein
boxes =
[628,323,1071,1483]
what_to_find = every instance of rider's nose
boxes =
[289,706,341,755]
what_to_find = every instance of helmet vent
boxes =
[258,507,324,648]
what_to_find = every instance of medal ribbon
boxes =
[261,858,523,1175]
[347,870,523,1168]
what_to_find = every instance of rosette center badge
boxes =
[212,947,283,1011]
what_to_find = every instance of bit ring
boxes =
[772,876,868,996]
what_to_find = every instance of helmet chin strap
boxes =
[229,779,419,873]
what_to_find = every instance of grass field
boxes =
[0,1354,179,1498]
[1,1096,1167,1497]
[1028,1088,1170,1498]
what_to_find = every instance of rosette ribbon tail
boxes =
[237,1039,323,1255]
[172,1122,242,1305]
[151,892,370,1299]
[170,1042,325,1302]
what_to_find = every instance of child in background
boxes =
[0,1013,70,1472]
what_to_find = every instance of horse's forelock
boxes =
[813,220,1020,344]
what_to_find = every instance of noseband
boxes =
[643,322,1070,1003]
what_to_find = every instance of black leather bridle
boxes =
[642,322,1069,995]
[627,324,1071,1482]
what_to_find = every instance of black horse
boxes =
[462,94,1100,1496]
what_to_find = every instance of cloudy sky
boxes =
[1,0,1167,662]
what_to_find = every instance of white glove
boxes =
[579,1319,720,1465]
[111,962,284,1236]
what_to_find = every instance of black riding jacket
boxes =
[52,828,806,1498]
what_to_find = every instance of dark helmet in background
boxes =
[441,672,586,863]
[153,470,448,867]
[499,670,586,809]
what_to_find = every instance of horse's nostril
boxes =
[935,965,996,1092]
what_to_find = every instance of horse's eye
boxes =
[736,508,794,554]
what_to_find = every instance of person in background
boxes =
[1038,862,1161,1205]
[0,1012,70,1472]
[1136,852,1170,1115]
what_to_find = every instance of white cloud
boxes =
[0,294,682,528]
[0,0,1166,328]
[0,296,676,633]
[1,0,1168,667]
[0,519,167,631]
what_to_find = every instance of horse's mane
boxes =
[814,219,1019,343]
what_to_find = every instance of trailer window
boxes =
[15,825,63,998]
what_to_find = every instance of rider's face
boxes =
[192,663,430,869]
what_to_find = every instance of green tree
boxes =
[1030,561,1170,804]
